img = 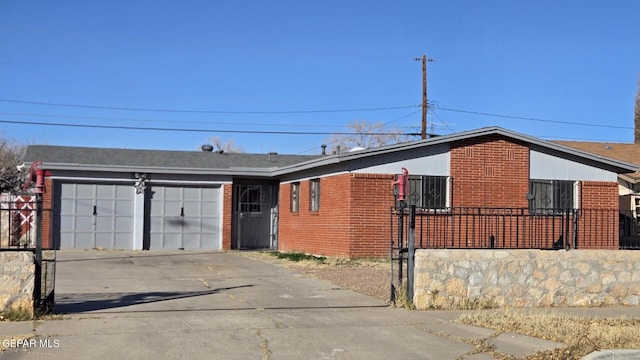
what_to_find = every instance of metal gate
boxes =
[390,204,415,304]
[233,182,278,249]
[1,193,56,313]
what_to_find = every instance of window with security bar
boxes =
[290,182,300,213]
[309,179,320,212]
[405,175,448,209]
[528,180,575,213]
[236,185,263,213]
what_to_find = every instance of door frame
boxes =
[232,179,279,250]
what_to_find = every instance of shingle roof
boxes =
[553,140,640,180]
[25,145,320,175]
[24,127,640,178]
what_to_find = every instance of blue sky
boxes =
[1,1,638,154]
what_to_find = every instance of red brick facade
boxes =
[278,173,395,257]
[578,181,620,249]
[42,177,53,249]
[450,135,530,208]
[222,184,233,250]
[278,135,622,257]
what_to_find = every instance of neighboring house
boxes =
[24,127,638,257]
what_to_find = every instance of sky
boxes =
[1,1,639,155]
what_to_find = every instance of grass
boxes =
[267,251,327,263]
[458,309,640,359]
[392,281,415,309]
[0,307,33,322]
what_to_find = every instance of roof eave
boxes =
[24,161,277,177]
[274,126,640,176]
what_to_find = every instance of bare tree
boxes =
[0,138,26,193]
[208,136,245,153]
[326,119,414,154]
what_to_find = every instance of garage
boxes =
[148,185,221,250]
[25,144,319,251]
[56,183,134,249]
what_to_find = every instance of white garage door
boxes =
[149,186,220,250]
[58,183,134,249]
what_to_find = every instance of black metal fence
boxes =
[389,205,638,303]
[391,207,632,251]
[0,195,56,313]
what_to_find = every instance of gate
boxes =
[390,203,416,304]
[0,193,56,313]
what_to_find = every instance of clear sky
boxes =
[1,1,638,155]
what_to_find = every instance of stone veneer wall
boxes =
[0,252,34,314]
[414,249,640,309]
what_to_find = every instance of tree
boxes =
[326,119,415,154]
[208,136,245,153]
[0,138,26,193]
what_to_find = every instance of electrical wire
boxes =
[437,107,633,130]
[0,118,421,136]
[0,98,419,114]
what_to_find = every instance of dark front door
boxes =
[233,181,278,249]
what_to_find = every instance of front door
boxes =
[233,181,278,249]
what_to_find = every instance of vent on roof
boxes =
[268,152,278,161]
[201,144,214,152]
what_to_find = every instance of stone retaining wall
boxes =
[0,252,34,314]
[414,249,640,309]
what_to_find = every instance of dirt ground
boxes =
[240,251,393,303]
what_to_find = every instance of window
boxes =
[236,185,262,213]
[309,179,320,212]
[529,180,575,212]
[406,175,448,209]
[290,182,300,213]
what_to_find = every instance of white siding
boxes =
[530,150,617,181]
[351,144,450,176]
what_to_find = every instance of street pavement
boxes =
[0,250,635,359]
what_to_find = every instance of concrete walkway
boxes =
[0,250,629,359]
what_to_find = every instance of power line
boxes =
[0,119,422,136]
[0,98,419,115]
[0,112,360,129]
[437,107,633,130]
[1,96,631,132]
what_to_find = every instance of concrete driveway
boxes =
[0,250,556,359]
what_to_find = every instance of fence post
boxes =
[33,194,43,310]
[407,205,416,302]
[564,208,571,250]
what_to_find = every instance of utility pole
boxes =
[415,55,434,139]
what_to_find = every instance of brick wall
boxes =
[222,183,233,250]
[349,174,395,257]
[450,135,529,208]
[42,177,53,249]
[279,174,353,256]
[278,173,395,258]
[578,181,620,249]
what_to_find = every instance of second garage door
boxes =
[148,186,221,250]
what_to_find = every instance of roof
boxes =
[553,140,640,181]
[24,145,320,176]
[274,126,640,176]
[24,127,640,177]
